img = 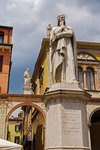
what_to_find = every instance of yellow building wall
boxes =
[36,78,39,94]
[43,56,47,93]
[8,120,21,143]
[35,50,100,95]
[32,113,44,134]
[32,112,45,149]
[91,53,100,61]
[35,56,47,95]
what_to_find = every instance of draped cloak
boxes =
[50,26,77,83]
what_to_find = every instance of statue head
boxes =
[57,14,66,26]
[27,68,29,72]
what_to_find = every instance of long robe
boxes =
[50,26,77,83]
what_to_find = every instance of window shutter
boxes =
[0,56,3,72]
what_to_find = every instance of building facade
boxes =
[1,21,100,150]
[7,116,23,144]
[0,25,13,93]
[22,105,45,150]
[31,38,100,150]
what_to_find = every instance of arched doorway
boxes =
[6,102,46,150]
[90,109,100,150]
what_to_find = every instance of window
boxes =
[0,32,4,44]
[15,125,20,132]
[0,55,3,72]
[15,136,20,144]
[86,67,95,90]
[78,67,84,88]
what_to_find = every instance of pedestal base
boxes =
[23,86,32,94]
[45,146,90,150]
[42,84,91,150]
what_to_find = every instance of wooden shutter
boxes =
[0,55,3,72]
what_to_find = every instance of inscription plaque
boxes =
[61,102,82,146]
[62,111,81,132]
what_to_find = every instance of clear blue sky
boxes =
[0,0,100,94]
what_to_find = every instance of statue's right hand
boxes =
[61,26,65,31]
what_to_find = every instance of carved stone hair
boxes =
[57,14,66,26]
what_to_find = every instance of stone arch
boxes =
[89,107,100,150]
[5,102,46,123]
[89,107,100,124]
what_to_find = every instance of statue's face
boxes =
[59,15,65,25]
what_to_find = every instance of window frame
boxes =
[0,31,4,44]
[86,67,95,90]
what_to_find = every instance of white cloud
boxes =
[33,0,44,11]
[6,3,16,10]
[57,3,100,42]
[0,0,99,93]
[57,3,90,25]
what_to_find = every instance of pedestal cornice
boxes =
[42,87,91,105]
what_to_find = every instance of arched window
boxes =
[86,67,95,90]
[0,55,3,72]
[0,32,4,44]
[78,66,84,88]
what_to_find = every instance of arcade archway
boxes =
[6,102,46,150]
[90,109,100,150]
[6,102,46,123]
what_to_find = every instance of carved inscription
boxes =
[62,103,81,133]
[62,111,81,133]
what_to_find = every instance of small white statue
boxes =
[46,24,52,38]
[24,68,31,87]
[50,14,77,83]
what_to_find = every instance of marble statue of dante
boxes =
[24,68,31,87]
[50,14,77,83]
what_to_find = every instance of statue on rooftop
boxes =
[46,24,52,39]
[50,14,77,83]
[24,68,31,87]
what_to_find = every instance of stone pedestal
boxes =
[23,86,32,94]
[42,83,90,150]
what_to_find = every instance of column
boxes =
[94,69,98,90]
[83,66,87,90]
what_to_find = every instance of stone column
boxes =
[42,83,90,150]
[83,66,87,90]
[94,69,98,90]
